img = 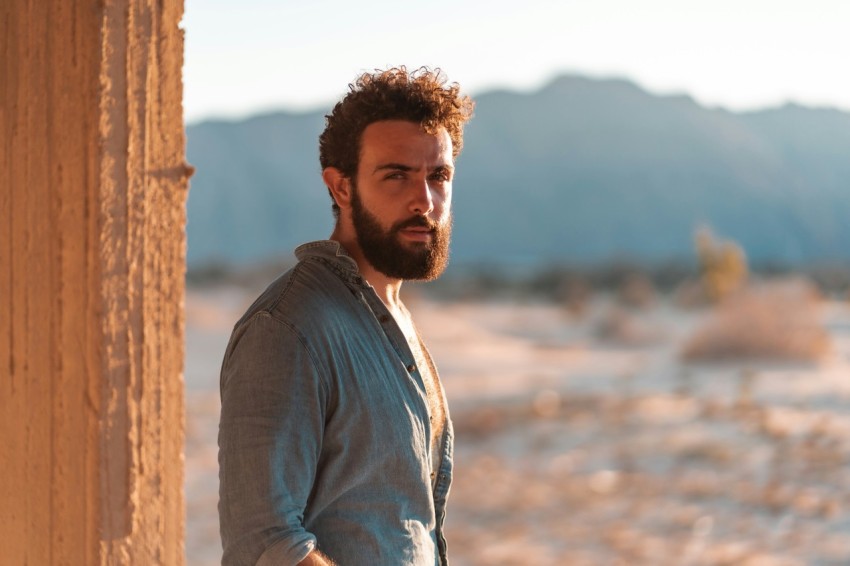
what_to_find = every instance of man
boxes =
[218,67,474,566]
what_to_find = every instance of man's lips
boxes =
[394,216,438,242]
[399,226,434,241]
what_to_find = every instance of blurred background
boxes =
[182,1,850,564]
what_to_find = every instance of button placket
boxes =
[359,286,432,440]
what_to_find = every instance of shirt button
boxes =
[406,363,416,373]
[378,315,390,324]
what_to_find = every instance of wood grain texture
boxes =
[1,1,188,564]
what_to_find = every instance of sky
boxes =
[183,0,850,123]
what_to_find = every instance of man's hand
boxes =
[297,550,336,566]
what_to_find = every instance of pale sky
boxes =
[183,0,850,123]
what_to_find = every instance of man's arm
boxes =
[219,312,328,565]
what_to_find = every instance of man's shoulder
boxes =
[234,255,353,330]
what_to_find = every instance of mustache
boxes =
[392,216,439,233]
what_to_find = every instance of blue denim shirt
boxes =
[218,240,453,566]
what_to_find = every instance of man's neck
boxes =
[329,233,420,345]
[356,268,417,343]
[329,232,403,310]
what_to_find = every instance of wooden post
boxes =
[1,1,188,563]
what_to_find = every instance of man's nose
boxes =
[410,178,434,216]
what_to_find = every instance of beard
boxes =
[350,186,452,281]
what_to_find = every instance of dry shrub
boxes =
[695,226,748,302]
[681,278,829,361]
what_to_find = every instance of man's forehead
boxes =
[360,120,452,160]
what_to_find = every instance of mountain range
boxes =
[185,75,850,270]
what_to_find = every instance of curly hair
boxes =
[319,67,475,217]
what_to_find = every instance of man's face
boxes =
[350,120,454,281]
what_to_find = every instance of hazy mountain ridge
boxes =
[186,75,850,268]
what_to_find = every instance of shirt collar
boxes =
[294,240,361,280]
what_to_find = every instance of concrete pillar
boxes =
[1,1,189,563]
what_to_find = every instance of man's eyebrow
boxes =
[373,163,415,173]
[372,163,455,174]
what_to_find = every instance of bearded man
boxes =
[218,67,474,566]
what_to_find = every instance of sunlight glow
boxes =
[183,0,850,122]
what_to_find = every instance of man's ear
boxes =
[322,167,353,210]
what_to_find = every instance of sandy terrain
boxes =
[184,285,850,565]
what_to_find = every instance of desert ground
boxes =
[184,280,850,565]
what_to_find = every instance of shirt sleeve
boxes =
[218,311,327,566]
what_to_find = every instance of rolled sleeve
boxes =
[219,312,326,566]
[257,535,316,566]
